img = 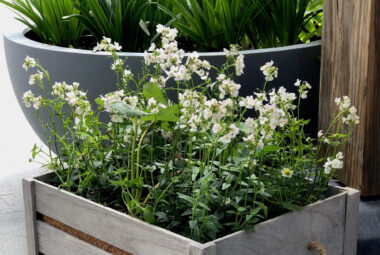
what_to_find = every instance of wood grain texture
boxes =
[37,221,111,255]
[22,178,38,255]
[205,188,349,255]
[320,0,380,195]
[27,175,359,255]
[343,187,360,255]
[33,179,200,255]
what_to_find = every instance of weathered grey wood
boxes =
[320,0,380,196]
[37,220,111,255]
[343,187,360,255]
[188,242,216,255]
[22,178,38,255]
[33,179,200,255]
[27,175,359,255]
[206,188,348,255]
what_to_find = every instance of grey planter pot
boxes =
[4,30,321,148]
[23,173,359,255]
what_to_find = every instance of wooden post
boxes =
[319,0,380,196]
[22,178,39,254]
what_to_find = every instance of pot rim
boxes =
[3,29,321,57]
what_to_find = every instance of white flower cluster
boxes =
[260,61,278,81]
[217,75,241,99]
[324,152,344,174]
[224,45,245,76]
[294,79,312,99]
[22,56,36,71]
[335,96,360,124]
[93,36,122,52]
[22,90,42,110]
[29,71,44,85]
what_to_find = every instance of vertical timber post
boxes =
[320,0,380,196]
[22,178,39,254]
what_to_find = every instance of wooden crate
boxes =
[23,174,359,255]
[319,0,380,195]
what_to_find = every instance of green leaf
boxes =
[177,193,195,204]
[143,82,168,105]
[222,183,231,190]
[111,102,149,117]
[143,206,155,224]
[141,108,179,122]
[154,211,168,222]
[282,203,303,212]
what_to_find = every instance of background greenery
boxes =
[1,0,323,51]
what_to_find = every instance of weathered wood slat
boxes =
[206,189,348,255]
[320,0,380,196]
[343,187,360,255]
[22,178,38,255]
[37,221,111,255]
[33,179,199,255]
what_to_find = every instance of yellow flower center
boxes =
[284,168,291,176]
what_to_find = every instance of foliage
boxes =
[2,0,323,51]
[67,0,172,52]
[0,0,83,47]
[22,25,357,243]
[156,0,261,51]
[248,0,323,48]
[299,0,323,43]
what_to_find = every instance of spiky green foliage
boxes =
[157,0,261,51]
[0,0,83,47]
[68,0,172,52]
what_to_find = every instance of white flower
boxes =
[260,61,278,81]
[212,123,223,134]
[324,153,344,174]
[151,108,159,114]
[219,134,232,144]
[111,59,124,70]
[28,71,43,85]
[148,98,157,107]
[318,130,324,138]
[281,168,293,178]
[294,79,301,87]
[33,96,42,110]
[235,54,245,76]
[22,90,35,108]
[336,151,344,160]
[23,56,36,71]
[93,36,122,52]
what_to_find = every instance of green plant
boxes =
[0,0,83,47]
[67,0,172,52]
[299,0,323,43]
[23,25,355,243]
[248,0,323,48]
[157,0,261,51]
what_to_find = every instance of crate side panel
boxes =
[213,191,347,255]
[34,180,196,255]
[37,221,111,255]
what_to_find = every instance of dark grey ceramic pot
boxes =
[4,30,321,149]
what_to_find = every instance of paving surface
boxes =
[0,5,380,255]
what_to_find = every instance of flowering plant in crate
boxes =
[22,25,358,243]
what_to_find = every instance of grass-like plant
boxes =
[157,0,261,51]
[0,0,83,47]
[67,0,172,52]
[22,25,352,243]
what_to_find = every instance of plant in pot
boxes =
[2,0,323,149]
[22,26,359,255]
